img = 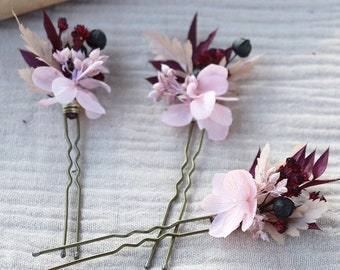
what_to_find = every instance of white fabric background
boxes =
[0,0,339,269]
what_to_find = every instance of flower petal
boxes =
[79,78,111,93]
[197,103,232,141]
[32,66,64,93]
[202,169,257,235]
[209,207,244,238]
[76,89,105,115]
[38,97,59,106]
[85,110,103,119]
[197,64,228,95]
[162,103,192,127]
[201,194,235,214]
[52,77,77,104]
[190,91,215,120]
[77,60,103,80]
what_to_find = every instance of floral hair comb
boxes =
[32,144,339,270]
[32,13,261,269]
[15,11,110,260]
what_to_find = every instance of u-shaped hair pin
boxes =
[15,10,111,260]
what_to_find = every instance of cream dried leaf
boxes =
[18,68,46,94]
[142,30,193,73]
[229,55,261,81]
[13,12,59,69]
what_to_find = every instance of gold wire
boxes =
[73,115,82,260]
[144,121,195,269]
[162,128,205,270]
[45,215,210,270]
[48,229,209,270]
[61,114,73,258]
[32,215,211,257]
[60,102,82,260]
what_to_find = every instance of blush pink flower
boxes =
[32,49,111,119]
[201,170,257,238]
[161,64,235,141]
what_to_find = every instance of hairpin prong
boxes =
[145,124,205,269]
[61,102,82,260]
[40,215,210,270]
[162,127,205,270]
[144,121,194,269]
[48,228,209,270]
[33,215,210,257]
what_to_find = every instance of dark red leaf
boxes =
[249,148,261,178]
[224,47,233,63]
[312,148,329,179]
[308,223,321,230]
[300,178,340,189]
[194,29,217,59]
[19,49,47,68]
[149,60,185,72]
[187,13,197,50]
[43,10,62,51]
[303,150,316,178]
[292,144,306,166]
[146,76,158,84]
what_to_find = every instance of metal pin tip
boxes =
[144,262,151,269]
[32,252,41,257]
[74,251,80,260]
[60,249,66,258]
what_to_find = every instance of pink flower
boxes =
[32,49,111,119]
[161,64,235,141]
[201,170,257,238]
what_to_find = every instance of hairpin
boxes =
[15,10,110,260]
[142,13,260,269]
[33,143,339,270]
[32,13,260,269]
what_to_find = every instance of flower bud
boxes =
[87,29,107,50]
[273,197,295,219]
[58,18,68,32]
[275,218,288,233]
[232,38,251,58]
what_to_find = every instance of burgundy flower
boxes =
[275,219,288,234]
[74,25,90,40]
[58,18,68,32]
[194,48,227,70]
[71,25,90,51]
[188,14,233,70]
[277,146,338,197]
[278,157,308,196]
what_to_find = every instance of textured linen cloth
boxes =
[0,0,339,269]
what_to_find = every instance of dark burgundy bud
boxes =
[232,38,251,58]
[87,29,107,50]
[273,197,295,219]
[58,18,68,32]
[275,219,288,233]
